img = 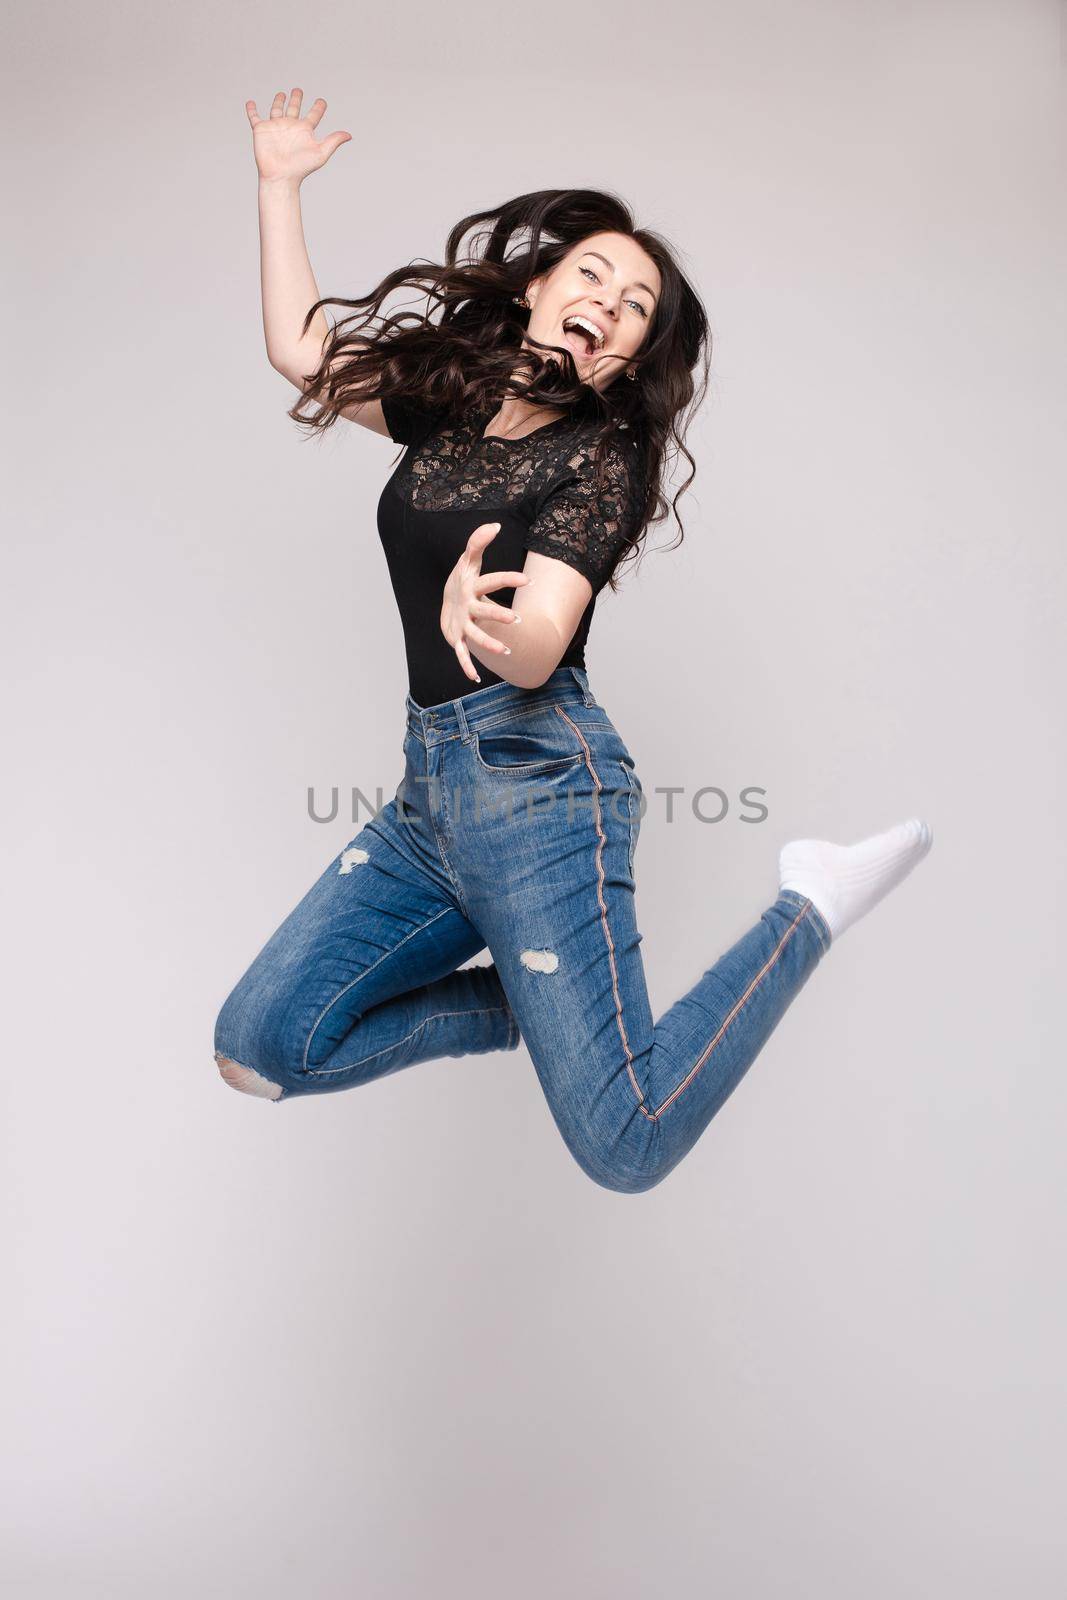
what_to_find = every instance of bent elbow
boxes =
[510,661,561,691]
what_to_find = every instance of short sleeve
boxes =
[524,434,645,592]
[380,393,446,446]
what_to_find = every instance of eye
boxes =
[585,262,652,318]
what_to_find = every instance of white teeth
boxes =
[563,314,605,350]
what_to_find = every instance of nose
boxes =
[588,293,620,332]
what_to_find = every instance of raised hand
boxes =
[440,523,533,684]
[245,87,351,185]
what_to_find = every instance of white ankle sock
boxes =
[779,817,933,945]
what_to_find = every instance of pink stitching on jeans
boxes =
[652,899,813,1119]
[554,706,654,1120]
[547,720,814,1129]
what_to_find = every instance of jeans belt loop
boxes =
[454,696,472,743]
[569,665,595,707]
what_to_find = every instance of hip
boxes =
[399,665,643,879]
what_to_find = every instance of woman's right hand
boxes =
[245,88,351,185]
[440,524,532,685]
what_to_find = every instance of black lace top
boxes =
[376,395,645,708]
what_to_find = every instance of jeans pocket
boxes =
[473,706,585,778]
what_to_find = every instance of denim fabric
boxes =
[214,665,832,1194]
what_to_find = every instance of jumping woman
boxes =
[214,88,933,1194]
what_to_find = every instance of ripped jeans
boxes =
[213,666,832,1194]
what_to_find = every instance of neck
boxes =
[481,349,571,439]
[486,394,567,439]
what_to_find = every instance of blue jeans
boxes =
[214,666,831,1193]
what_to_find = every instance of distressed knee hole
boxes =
[339,846,370,875]
[520,948,559,975]
[215,1053,284,1100]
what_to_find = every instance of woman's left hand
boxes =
[441,522,533,684]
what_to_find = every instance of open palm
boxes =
[441,522,530,684]
[245,87,351,184]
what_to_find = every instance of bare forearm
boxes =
[258,177,330,375]
[467,609,565,690]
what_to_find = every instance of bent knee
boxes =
[585,1165,661,1196]
[215,1053,284,1101]
[568,1139,662,1196]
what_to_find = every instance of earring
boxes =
[513,294,531,308]
[625,367,637,381]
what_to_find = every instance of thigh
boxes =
[457,703,657,1179]
[214,797,486,1081]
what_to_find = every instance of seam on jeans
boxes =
[554,705,654,1121]
[780,890,832,954]
[306,1004,514,1078]
[426,751,474,921]
[473,703,586,778]
[302,906,456,1073]
[473,695,585,736]
[652,899,814,1120]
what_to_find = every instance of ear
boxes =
[526,273,546,309]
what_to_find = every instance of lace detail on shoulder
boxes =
[388,403,646,592]
[523,434,644,592]
[386,402,645,591]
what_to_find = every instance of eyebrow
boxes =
[581,251,659,305]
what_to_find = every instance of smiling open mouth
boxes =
[562,315,605,360]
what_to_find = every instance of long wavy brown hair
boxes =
[289,188,711,587]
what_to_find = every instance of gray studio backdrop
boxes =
[4,1,1064,1595]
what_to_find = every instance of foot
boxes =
[779,817,933,945]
